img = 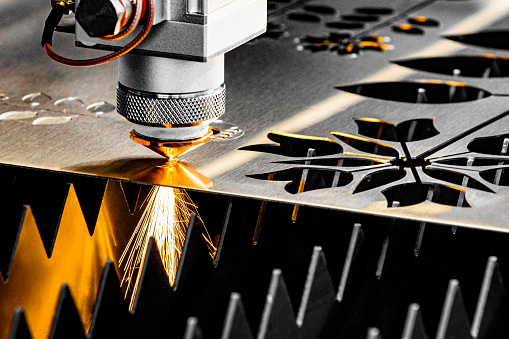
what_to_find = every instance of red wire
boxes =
[44,0,154,67]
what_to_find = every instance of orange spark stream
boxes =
[119,186,215,308]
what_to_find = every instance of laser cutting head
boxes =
[52,0,266,158]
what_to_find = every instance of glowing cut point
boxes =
[119,186,215,309]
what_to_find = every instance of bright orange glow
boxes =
[445,81,467,87]
[416,79,444,84]
[359,41,379,48]
[397,24,414,30]
[413,16,428,22]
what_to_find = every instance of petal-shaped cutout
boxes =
[331,132,399,157]
[467,133,509,155]
[355,118,398,141]
[423,167,494,193]
[382,183,470,208]
[240,132,343,157]
[480,168,509,186]
[336,81,491,104]
[247,168,353,194]
[353,168,406,193]
[355,118,439,142]
[396,118,439,142]
[393,55,509,78]
[445,31,509,51]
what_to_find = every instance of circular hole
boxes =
[355,7,394,15]
[326,21,365,29]
[287,13,321,22]
[408,16,440,27]
[341,14,379,22]
[303,4,337,15]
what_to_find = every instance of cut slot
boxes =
[392,24,424,35]
[341,14,379,22]
[445,31,509,50]
[468,133,509,155]
[382,182,471,207]
[287,13,321,23]
[408,16,440,27]
[393,56,509,78]
[303,5,337,15]
[327,21,365,30]
[276,157,385,167]
[434,157,509,167]
[354,7,394,15]
[336,81,491,104]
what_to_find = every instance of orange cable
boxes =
[44,0,154,67]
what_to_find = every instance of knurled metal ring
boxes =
[116,83,226,127]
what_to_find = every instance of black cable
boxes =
[41,4,66,46]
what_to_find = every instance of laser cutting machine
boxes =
[4,0,509,338]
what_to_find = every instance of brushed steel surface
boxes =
[2,0,509,231]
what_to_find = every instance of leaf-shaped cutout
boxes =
[467,133,509,155]
[247,168,353,194]
[354,168,406,193]
[480,168,509,186]
[240,132,342,157]
[434,157,509,167]
[445,31,509,51]
[423,167,494,193]
[336,81,491,104]
[396,119,439,142]
[382,182,471,208]
[393,55,509,78]
[275,156,386,167]
[331,132,399,157]
[355,118,398,141]
[355,118,439,142]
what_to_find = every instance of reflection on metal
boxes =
[0,181,138,339]
[129,161,212,189]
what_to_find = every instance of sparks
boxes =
[119,186,215,309]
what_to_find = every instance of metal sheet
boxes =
[3,0,509,231]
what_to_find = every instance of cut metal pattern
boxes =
[243,116,509,208]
